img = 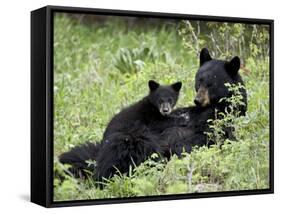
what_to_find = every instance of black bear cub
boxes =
[163,48,247,156]
[103,80,183,138]
[60,80,187,181]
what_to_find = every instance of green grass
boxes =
[53,14,270,201]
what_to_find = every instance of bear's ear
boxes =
[148,80,160,91]
[200,48,212,66]
[171,82,182,92]
[225,56,240,77]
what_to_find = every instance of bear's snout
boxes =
[159,102,172,116]
[194,86,210,107]
[194,97,201,106]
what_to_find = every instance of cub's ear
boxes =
[171,82,182,92]
[148,80,160,91]
[200,48,212,66]
[225,56,240,77]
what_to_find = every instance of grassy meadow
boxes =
[53,13,270,201]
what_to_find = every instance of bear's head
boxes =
[194,48,247,115]
[148,80,182,116]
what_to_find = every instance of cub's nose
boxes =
[162,107,169,113]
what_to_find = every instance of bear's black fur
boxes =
[59,80,187,180]
[161,106,215,157]
[59,142,101,178]
[163,48,247,156]
[94,126,162,181]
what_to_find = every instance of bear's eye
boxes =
[207,83,212,87]
[158,98,164,104]
[168,98,173,104]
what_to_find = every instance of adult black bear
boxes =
[162,48,247,157]
[194,48,247,114]
[59,80,187,180]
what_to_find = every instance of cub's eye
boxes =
[207,83,212,87]
[158,98,164,104]
[168,98,173,103]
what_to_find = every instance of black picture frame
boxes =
[31,5,274,208]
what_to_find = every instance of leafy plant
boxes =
[206,83,247,146]
[114,47,159,74]
[179,21,270,63]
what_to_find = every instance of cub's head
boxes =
[148,80,182,116]
[194,48,247,114]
